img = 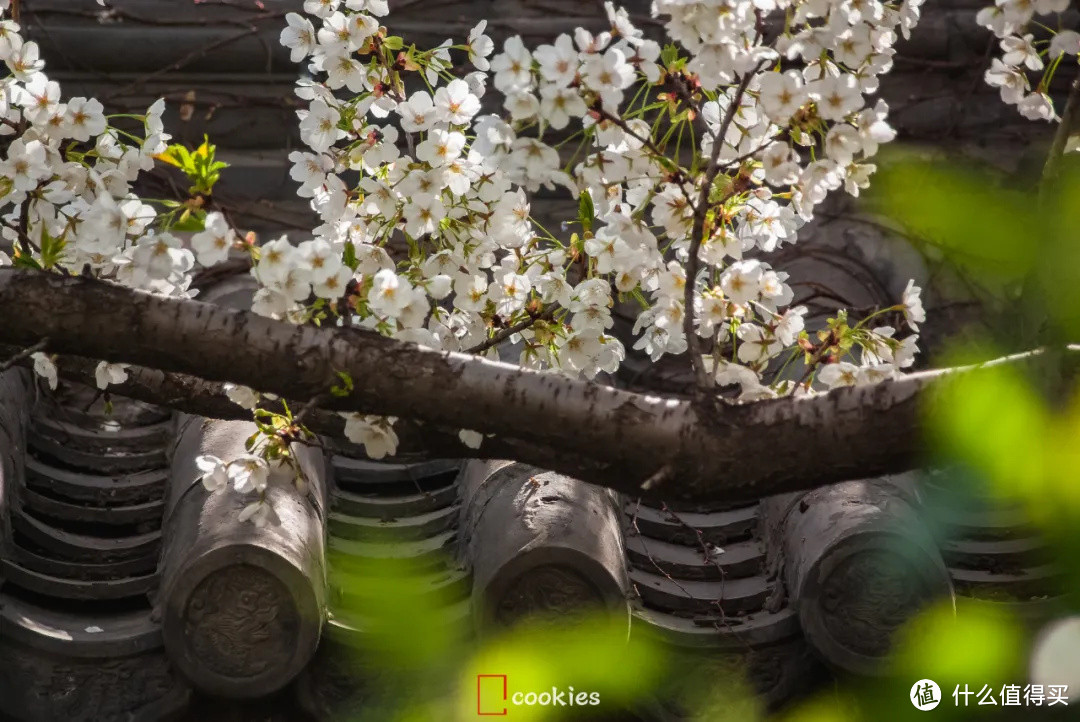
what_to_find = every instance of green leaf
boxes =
[38,226,66,269]
[155,144,193,172]
[660,43,679,67]
[578,190,595,235]
[343,242,359,272]
[170,207,207,232]
[11,252,41,270]
[331,370,354,397]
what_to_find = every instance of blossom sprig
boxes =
[0,9,252,308]
[193,386,321,527]
[978,0,1079,127]
[227,0,933,469]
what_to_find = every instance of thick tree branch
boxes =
[0,268,1044,503]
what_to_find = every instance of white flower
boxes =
[239,498,280,528]
[289,151,331,197]
[736,323,783,365]
[303,0,340,18]
[280,13,317,62]
[397,91,437,133]
[130,233,193,281]
[534,34,579,87]
[1018,92,1055,122]
[984,58,1027,105]
[458,429,484,449]
[758,71,808,123]
[810,74,863,120]
[834,24,874,67]
[775,306,807,345]
[402,194,446,238]
[894,335,919,368]
[342,413,399,459]
[454,274,489,312]
[1001,34,1042,71]
[818,361,859,388]
[761,143,800,186]
[313,265,354,299]
[854,99,895,156]
[65,97,107,142]
[709,360,774,401]
[426,274,453,300]
[368,269,413,317]
[1050,30,1080,59]
[190,212,236,267]
[195,455,229,492]
[539,85,587,130]
[317,11,377,52]
[227,455,271,494]
[506,91,540,121]
[7,40,44,82]
[94,362,129,390]
[224,383,260,409]
[322,47,365,92]
[582,48,635,108]
[345,0,388,15]
[434,79,481,125]
[902,279,925,331]
[256,236,296,286]
[1,137,48,192]
[416,128,465,167]
[491,271,532,316]
[824,123,862,164]
[490,36,533,94]
[31,352,57,390]
[467,20,494,71]
[720,260,764,305]
[857,363,897,385]
[298,99,344,153]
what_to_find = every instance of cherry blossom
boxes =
[196,455,229,492]
[4,0,1013,524]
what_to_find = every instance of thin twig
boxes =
[294,391,331,427]
[593,105,696,205]
[684,64,764,388]
[465,305,558,355]
[641,463,674,491]
[0,338,48,372]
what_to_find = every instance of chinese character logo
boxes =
[911,679,942,711]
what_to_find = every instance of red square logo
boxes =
[477,674,508,716]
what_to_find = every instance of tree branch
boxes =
[0,268,1056,504]
[1040,72,1080,203]
[4,348,629,487]
[0,338,48,372]
[684,66,762,388]
[465,304,558,355]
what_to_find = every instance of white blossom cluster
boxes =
[979,0,1080,131]
[0,2,185,393]
[267,0,929,432]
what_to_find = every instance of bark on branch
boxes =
[0,268,1042,503]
